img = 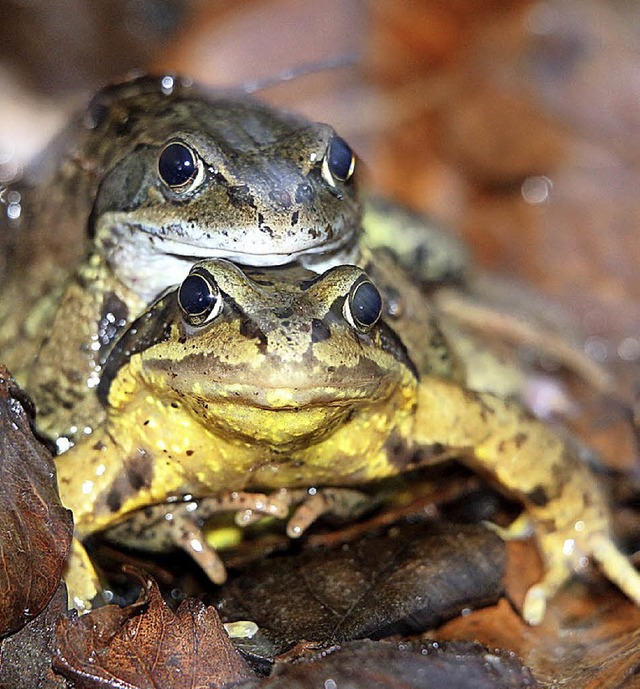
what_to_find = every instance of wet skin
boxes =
[0,75,467,446]
[57,258,640,625]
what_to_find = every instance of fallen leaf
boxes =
[54,571,255,689]
[215,521,505,656]
[262,638,540,689]
[0,366,73,637]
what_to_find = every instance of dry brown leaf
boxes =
[0,366,72,637]
[53,571,254,689]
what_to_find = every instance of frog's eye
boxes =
[344,279,383,332]
[158,140,204,193]
[321,135,356,186]
[178,269,223,326]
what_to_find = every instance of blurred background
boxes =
[1,0,640,370]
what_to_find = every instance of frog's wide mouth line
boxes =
[109,218,358,258]
[187,382,389,411]
[159,231,355,261]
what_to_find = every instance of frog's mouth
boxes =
[193,377,389,411]
[99,219,360,301]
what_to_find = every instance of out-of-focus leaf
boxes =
[0,583,69,688]
[0,366,73,637]
[216,521,504,656]
[261,639,540,689]
[53,571,255,689]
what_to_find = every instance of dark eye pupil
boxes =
[158,142,197,189]
[327,135,354,181]
[178,273,216,320]
[350,281,382,329]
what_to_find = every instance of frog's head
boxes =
[102,259,417,449]
[86,76,362,300]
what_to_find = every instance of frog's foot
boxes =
[483,512,533,541]
[65,537,101,613]
[523,529,640,625]
[106,491,290,584]
[285,488,374,538]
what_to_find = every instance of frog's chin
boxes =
[98,218,359,301]
[196,394,368,447]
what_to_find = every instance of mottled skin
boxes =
[0,75,361,443]
[0,75,468,446]
[57,259,640,624]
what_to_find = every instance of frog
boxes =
[56,257,640,625]
[0,74,470,449]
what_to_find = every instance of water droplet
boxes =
[521,175,552,205]
[161,75,175,95]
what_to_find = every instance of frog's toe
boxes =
[522,585,547,626]
[483,512,533,541]
[286,488,372,538]
[591,535,640,606]
[175,518,227,584]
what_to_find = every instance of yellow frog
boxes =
[57,258,640,625]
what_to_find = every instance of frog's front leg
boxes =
[414,377,640,624]
[105,491,292,584]
[65,537,101,612]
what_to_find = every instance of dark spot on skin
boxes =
[107,489,122,513]
[239,318,267,352]
[291,210,299,226]
[252,278,274,286]
[384,433,411,470]
[125,449,153,491]
[514,432,528,449]
[377,324,419,379]
[276,307,293,319]
[295,183,315,204]
[113,114,135,137]
[311,319,331,343]
[92,440,106,451]
[257,212,274,237]
[101,449,153,514]
[527,486,549,507]
[186,450,194,456]
[171,401,179,409]
[385,434,450,471]
[300,276,321,291]
[127,468,146,491]
[226,184,255,209]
